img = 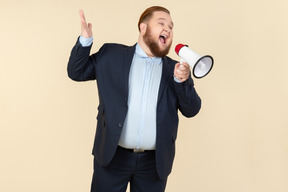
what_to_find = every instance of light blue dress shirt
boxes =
[79,36,181,150]
[118,44,162,150]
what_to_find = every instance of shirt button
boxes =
[118,122,123,127]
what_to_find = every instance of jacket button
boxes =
[118,123,123,127]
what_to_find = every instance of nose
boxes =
[164,28,170,33]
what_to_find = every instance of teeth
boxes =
[161,34,168,39]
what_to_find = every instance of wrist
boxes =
[79,35,93,47]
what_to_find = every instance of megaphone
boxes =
[175,44,214,78]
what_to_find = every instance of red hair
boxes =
[138,6,170,31]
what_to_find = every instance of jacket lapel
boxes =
[123,44,137,96]
[157,57,174,103]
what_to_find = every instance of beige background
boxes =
[1,0,288,191]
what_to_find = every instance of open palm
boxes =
[79,9,93,38]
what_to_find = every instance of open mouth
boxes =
[159,34,168,44]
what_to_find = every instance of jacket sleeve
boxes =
[173,75,202,118]
[67,37,96,81]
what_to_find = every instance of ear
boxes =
[139,23,147,34]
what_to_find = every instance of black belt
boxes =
[118,146,155,153]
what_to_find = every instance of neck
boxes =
[138,35,154,57]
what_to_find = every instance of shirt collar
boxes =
[135,43,162,65]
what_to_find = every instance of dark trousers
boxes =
[91,146,167,192]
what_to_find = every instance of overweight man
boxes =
[67,6,201,192]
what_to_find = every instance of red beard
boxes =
[143,26,172,58]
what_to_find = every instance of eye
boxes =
[158,22,164,26]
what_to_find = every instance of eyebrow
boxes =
[157,18,174,27]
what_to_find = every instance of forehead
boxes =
[150,11,173,25]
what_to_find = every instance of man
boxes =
[68,6,201,192]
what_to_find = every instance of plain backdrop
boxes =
[1,0,288,191]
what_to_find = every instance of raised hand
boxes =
[79,9,93,38]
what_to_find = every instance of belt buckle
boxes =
[133,148,145,153]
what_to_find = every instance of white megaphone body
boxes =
[175,44,214,78]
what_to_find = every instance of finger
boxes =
[79,9,87,25]
[175,63,181,68]
[176,69,183,74]
[177,73,189,81]
[174,63,180,73]
[88,23,92,30]
[176,68,189,78]
[79,9,85,21]
[177,66,190,77]
[180,62,190,69]
[176,66,188,74]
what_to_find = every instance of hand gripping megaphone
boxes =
[175,44,214,78]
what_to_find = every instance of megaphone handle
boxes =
[180,58,190,69]
[180,58,193,69]
[180,58,185,64]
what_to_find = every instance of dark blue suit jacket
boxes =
[67,38,201,180]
